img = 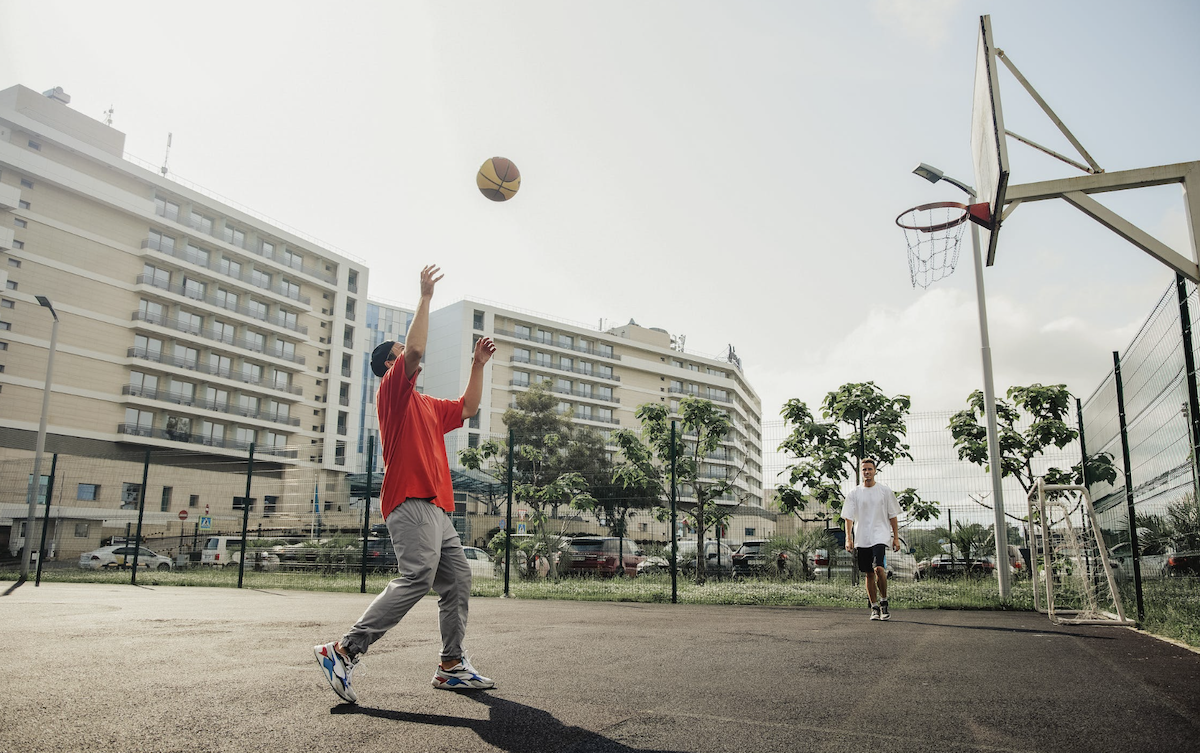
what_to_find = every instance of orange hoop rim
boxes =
[895,201,971,233]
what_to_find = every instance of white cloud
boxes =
[870,0,962,45]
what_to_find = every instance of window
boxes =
[164,415,191,441]
[281,310,298,330]
[512,370,530,387]
[335,440,346,465]
[20,178,33,189]
[11,240,23,249]
[556,378,572,393]
[0,342,7,350]
[129,371,158,396]
[239,394,261,415]
[235,426,256,445]
[189,494,199,508]
[473,310,484,330]
[74,523,90,538]
[264,495,278,514]
[280,248,303,269]
[134,335,163,358]
[27,140,40,151]
[247,331,266,352]
[670,380,683,392]
[557,334,573,349]
[222,225,245,248]
[142,263,169,288]
[242,362,263,383]
[273,369,291,390]
[138,299,164,322]
[468,411,480,429]
[1,299,12,309]
[745,528,756,538]
[208,353,232,378]
[347,269,358,293]
[200,421,225,444]
[560,357,573,371]
[515,324,531,339]
[597,364,614,379]
[468,433,479,448]
[184,244,209,266]
[205,386,229,409]
[577,382,592,398]
[576,404,592,420]
[345,298,356,320]
[513,347,530,363]
[161,487,173,512]
[597,407,613,422]
[247,300,267,320]
[14,218,26,228]
[597,343,614,358]
[260,240,275,258]
[215,288,239,311]
[173,344,199,368]
[337,411,347,435]
[189,211,213,235]
[155,197,180,221]
[77,483,100,501]
[595,385,613,401]
[4,281,14,290]
[7,258,20,268]
[211,320,235,344]
[124,408,153,434]
[282,279,300,300]
[220,257,242,278]
[343,324,354,349]
[181,311,202,335]
[251,269,272,289]
[277,340,296,361]
[233,496,255,511]
[171,381,196,404]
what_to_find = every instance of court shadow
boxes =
[333,693,683,753]
[899,619,1116,640]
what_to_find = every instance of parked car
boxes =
[808,529,917,579]
[200,536,280,570]
[562,537,645,577]
[914,554,995,580]
[1166,549,1200,576]
[643,540,735,577]
[732,539,794,577]
[1107,541,1169,581]
[79,545,172,571]
[462,546,495,579]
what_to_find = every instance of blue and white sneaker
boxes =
[432,655,495,691]
[314,642,359,703]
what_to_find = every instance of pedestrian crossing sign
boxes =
[200,516,212,530]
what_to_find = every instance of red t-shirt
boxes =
[377,364,465,518]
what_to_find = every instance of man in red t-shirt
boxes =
[315,265,496,704]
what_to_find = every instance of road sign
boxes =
[178,510,188,521]
[517,522,527,534]
[199,516,212,531]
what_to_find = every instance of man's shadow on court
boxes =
[332,693,683,753]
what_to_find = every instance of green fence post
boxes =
[1113,351,1145,622]
[131,448,151,585]
[237,443,255,589]
[504,427,514,597]
[34,453,58,587]
[670,420,678,604]
[360,433,375,594]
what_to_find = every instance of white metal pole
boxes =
[20,315,59,581]
[969,218,1013,599]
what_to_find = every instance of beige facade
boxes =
[0,84,369,554]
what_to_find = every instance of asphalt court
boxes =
[2,581,1198,753]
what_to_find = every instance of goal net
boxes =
[1027,479,1133,625]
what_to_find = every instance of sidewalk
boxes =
[1,581,1197,753]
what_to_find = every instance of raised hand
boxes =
[473,336,496,366]
[420,265,444,299]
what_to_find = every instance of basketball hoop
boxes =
[896,201,990,289]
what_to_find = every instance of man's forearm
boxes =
[403,295,432,377]
[462,361,485,420]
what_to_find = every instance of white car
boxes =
[463,546,495,579]
[79,545,173,571]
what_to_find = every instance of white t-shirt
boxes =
[842,483,900,548]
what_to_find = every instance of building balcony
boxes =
[494,327,621,360]
[509,355,620,382]
[122,384,301,426]
[116,423,298,458]
[142,237,313,307]
[126,346,304,396]
[131,311,305,365]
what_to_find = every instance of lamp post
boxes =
[912,163,1012,600]
[20,296,60,583]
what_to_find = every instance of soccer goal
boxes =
[1026,478,1134,626]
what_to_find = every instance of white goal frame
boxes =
[1026,479,1134,626]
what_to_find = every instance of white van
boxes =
[201,536,279,570]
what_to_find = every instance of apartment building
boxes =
[390,298,767,544]
[0,84,369,556]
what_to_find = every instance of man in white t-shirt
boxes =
[842,458,901,621]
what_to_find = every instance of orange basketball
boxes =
[476,157,521,202]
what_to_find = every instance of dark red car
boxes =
[562,537,645,577]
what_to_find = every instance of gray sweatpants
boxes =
[340,498,471,663]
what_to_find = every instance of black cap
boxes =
[371,340,397,378]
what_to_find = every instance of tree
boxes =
[948,383,1119,499]
[776,381,939,524]
[611,397,745,584]
[459,381,596,578]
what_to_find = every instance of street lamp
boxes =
[912,163,1013,600]
[20,296,60,583]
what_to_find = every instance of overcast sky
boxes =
[4,0,1198,425]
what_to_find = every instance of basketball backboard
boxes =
[971,15,1009,266]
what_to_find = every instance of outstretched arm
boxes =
[462,337,496,421]
[403,265,442,379]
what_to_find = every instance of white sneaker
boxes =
[432,655,496,691]
[870,605,882,621]
[314,642,359,703]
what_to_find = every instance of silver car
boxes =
[79,545,173,571]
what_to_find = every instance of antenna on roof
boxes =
[160,132,172,177]
[103,105,114,126]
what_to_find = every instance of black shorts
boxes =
[856,544,888,574]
